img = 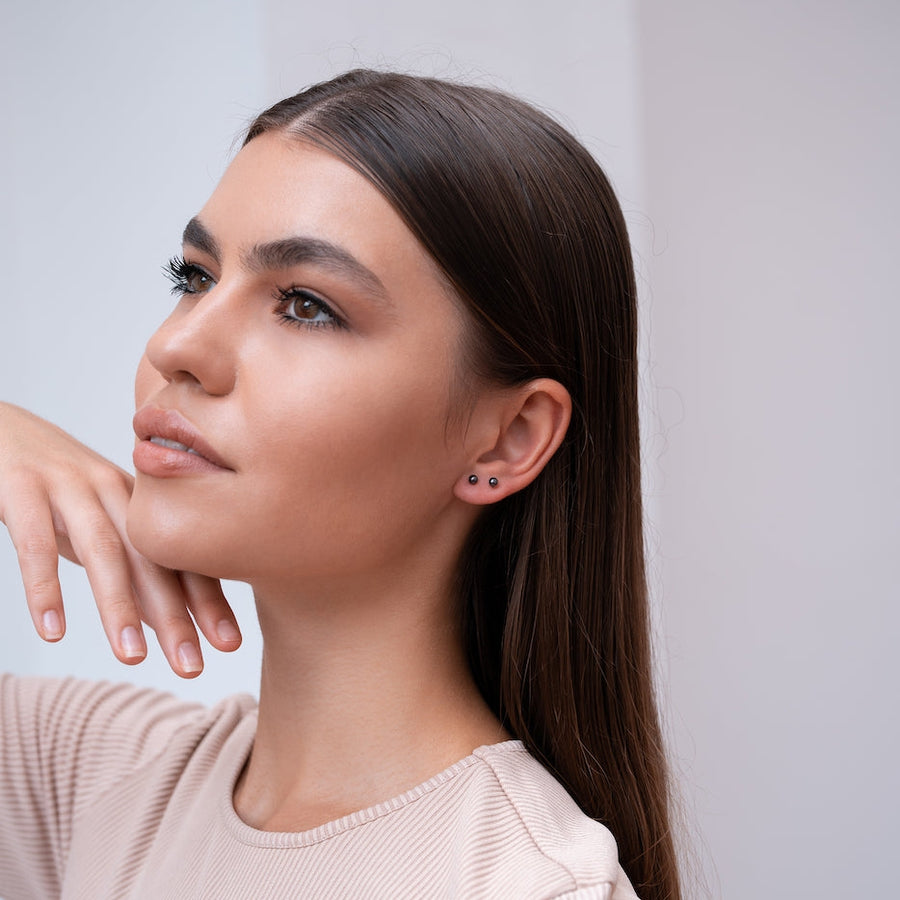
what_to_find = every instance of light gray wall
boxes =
[638,1,899,896]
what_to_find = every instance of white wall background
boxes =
[0,1,897,897]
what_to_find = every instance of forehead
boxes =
[198,133,449,294]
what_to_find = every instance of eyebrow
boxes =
[182,217,221,261]
[182,217,389,305]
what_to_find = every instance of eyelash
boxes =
[163,256,343,331]
[164,256,210,296]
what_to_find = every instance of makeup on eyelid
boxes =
[180,216,392,310]
[165,256,344,330]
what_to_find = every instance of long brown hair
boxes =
[246,70,680,900]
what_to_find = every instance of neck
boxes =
[233,567,507,832]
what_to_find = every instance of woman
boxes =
[0,70,680,899]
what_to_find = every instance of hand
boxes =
[0,402,241,677]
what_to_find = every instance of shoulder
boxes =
[431,741,640,899]
[1,672,255,737]
[0,674,257,897]
[0,673,256,802]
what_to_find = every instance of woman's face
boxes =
[128,133,482,589]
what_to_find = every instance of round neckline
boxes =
[219,714,526,849]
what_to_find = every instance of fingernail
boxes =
[177,641,203,673]
[216,619,241,643]
[42,610,63,641]
[120,626,146,659]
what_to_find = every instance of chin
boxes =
[126,489,234,580]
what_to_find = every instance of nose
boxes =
[143,290,240,396]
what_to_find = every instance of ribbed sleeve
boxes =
[0,675,210,899]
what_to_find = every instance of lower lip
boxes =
[133,440,232,477]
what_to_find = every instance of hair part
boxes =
[245,69,681,900]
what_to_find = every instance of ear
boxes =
[453,379,571,505]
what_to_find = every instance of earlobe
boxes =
[454,379,571,505]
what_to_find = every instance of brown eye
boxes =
[293,297,323,319]
[186,269,213,293]
[276,289,340,329]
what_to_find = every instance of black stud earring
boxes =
[488,477,499,488]
[468,474,478,485]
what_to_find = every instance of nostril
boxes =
[141,302,237,398]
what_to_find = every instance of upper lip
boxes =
[133,405,233,470]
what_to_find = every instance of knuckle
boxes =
[15,534,57,562]
[1,473,44,516]
[76,520,126,562]
[24,575,60,606]
[88,533,126,560]
[158,609,194,633]
[98,592,136,617]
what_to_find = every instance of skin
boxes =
[129,134,487,593]
[1,132,572,830]
[0,403,240,674]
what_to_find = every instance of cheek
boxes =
[269,361,456,474]
[241,376,461,555]
[134,353,165,406]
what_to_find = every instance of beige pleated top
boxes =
[0,675,638,899]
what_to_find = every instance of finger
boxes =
[48,462,132,568]
[3,481,67,642]
[63,495,148,665]
[97,486,210,679]
[180,571,242,652]
[127,555,207,678]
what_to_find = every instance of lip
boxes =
[132,406,234,476]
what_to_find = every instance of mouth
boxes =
[149,436,201,454]
[133,406,234,475]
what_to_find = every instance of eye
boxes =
[276,289,342,330]
[164,257,216,295]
